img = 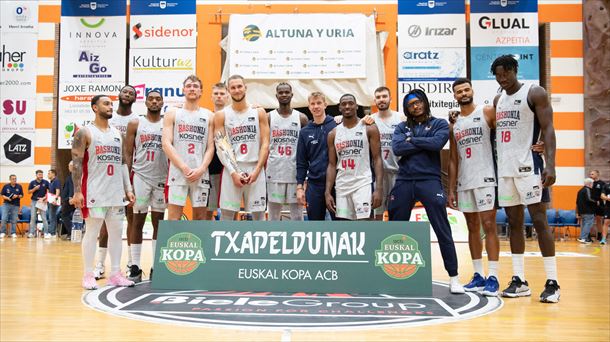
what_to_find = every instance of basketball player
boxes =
[590,170,606,241]
[447,78,500,297]
[206,83,230,220]
[124,90,167,282]
[94,85,137,279]
[214,75,269,221]
[296,92,337,220]
[491,55,560,303]
[72,94,135,290]
[363,87,405,220]
[388,89,464,294]
[326,94,383,220]
[600,182,609,245]
[162,75,215,221]
[267,83,309,221]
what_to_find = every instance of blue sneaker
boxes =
[464,272,486,292]
[481,276,500,297]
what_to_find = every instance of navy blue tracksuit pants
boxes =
[305,182,336,221]
[388,179,458,277]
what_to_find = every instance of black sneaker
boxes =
[127,265,143,283]
[597,232,603,241]
[501,276,531,298]
[540,279,560,303]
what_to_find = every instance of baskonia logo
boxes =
[243,25,262,41]
[159,233,206,275]
[375,234,425,280]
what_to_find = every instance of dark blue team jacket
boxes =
[392,116,449,181]
[296,115,337,186]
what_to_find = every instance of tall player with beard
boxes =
[266,83,309,221]
[162,75,215,221]
[72,95,136,289]
[447,78,501,297]
[491,55,560,303]
[94,85,138,280]
[214,75,270,221]
[363,87,405,220]
[124,90,167,282]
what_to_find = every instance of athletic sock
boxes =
[131,244,142,268]
[512,253,525,281]
[268,202,282,221]
[543,256,558,281]
[96,247,107,266]
[488,261,499,278]
[472,259,484,276]
[289,203,303,221]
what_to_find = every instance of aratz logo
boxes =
[159,233,206,275]
[375,234,425,280]
[243,25,262,41]
[402,50,439,60]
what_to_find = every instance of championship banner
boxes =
[470,0,539,105]
[397,0,466,117]
[153,221,433,296]
[128,48,196,115]
[228,14,368,79]
[129,0,196,49]
[58,0,126,149]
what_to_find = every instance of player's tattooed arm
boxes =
[124,119,139,173]
[325,128,338,214]
[71,128,89,208]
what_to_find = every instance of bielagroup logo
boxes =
[243,25,262,41]
[375,234,425,280]
[159,232,206,275]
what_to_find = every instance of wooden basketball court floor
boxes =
[1,236,608,341]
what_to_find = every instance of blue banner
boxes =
[398,0,465,15]
[61,0,125,17]
[471,0,538,14]
[130,0,195,16]
[471,46,539,80]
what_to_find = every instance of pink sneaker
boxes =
[107,271,135,287]
[82,272,98,290]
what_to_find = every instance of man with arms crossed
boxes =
[364,87,405,220]
[124,90,167,282]
[214,75,270,221]
[491,55,560,303]
[448,78,500,296]
[267,83,309,221]
[162,75,215,221]
[326,94,383,220]
[72,94,135,289]
[94,85,138,279]
[296,92,337,220]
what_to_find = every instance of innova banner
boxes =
[153,221,433,296]
[397,0,466,117]
[58,0,126,148]
[470,0,539,105]
[129,0,196,49]
[228,14,367,79]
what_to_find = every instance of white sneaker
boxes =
[44,233,51,239]
[27,233,34,238]
[11,233,17,238]
[93,263,105,280]
[450,279,465,294]
[0,233,5,239]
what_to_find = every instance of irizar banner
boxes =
[153,221,433,296]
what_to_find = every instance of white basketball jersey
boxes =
[267,109,301,183]
[496,83,539,178]
[372,111,402,173]
[224,106,261,163]
[453,106,496,191]
[334,121,372,194]
[83,124,125,208]
[109,112,138,136]
[167,108,212,187]
[133,116,168,186]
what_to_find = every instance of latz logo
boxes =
[479,16,530,30]
[402,51,439,60]
[407,25,457,38]
[0,45,26,70]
